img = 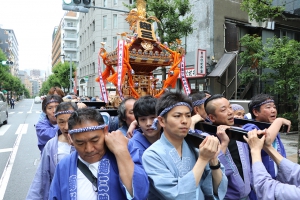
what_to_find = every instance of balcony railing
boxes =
[63,24,77,29]
[64,44,77,48]
[63,34,77,39]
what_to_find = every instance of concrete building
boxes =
[52,26,61,67]
[0,28,19,76]
[18,70,32,97]
[71,0,300,99]
[77,0,130,97]
[30,80,39,97]
[30,69,41,79]
[52,11,79,68]
[176,0,300,100]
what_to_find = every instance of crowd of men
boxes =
[26,86,300,200]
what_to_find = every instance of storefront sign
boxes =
[197,49,206,75]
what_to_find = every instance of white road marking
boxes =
[28,100,34,113]
[27,111,32,113]
[18,112,23,114]
[0,125,11,136]
[0,124,26,199]
[0,148,13,153]
[8,112,14,115]
[34,158,40,166]
[15,124,28,134]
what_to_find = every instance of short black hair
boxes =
[42,95,63,113]
[55,102,78,113]
[133,96,157,123]
[188,91,206,115]
[68,108,104,130]
[188,91,206,103]
[201,90,211,95]
[248,94,274,119]
[204,94,224,115]
[156,91,192,118]
[117,97,136,126]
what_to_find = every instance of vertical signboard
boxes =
[196,49,206,76]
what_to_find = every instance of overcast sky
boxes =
[0,0,65,73]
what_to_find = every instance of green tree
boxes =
[238,34,263,85]
[239,35,300,111]
[0,49,10,89]
[0,49,30,99]
[241,0,300,22]
[52,62,76,93]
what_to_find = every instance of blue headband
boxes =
[44,99,59,109]
[69,125,106,135]
[231,104,244,111]
[253,100,274,109]
[55,110,74,118]
[151,102,192,130]
[192,98,207,107]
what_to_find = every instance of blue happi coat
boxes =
[49,146,149,200]
[142,133,228,200]
[252,158,300,199]
[243,123,286,200]
[195,129,251,199]
[35,117,58,152]
[128,129,151,160]
[26,134,59,200]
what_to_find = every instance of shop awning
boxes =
[207,52,237,78]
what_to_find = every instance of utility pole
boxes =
[70,55,72,94]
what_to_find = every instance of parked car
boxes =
[0,92,8,126]
[34,96,42,104]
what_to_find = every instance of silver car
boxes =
[0,92,8,125]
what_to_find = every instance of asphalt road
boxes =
[0,99,42,200]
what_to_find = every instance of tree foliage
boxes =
[125,0,194,44]
[0,49,29,98]
[239,34,300,112]
[241,0,285,22]
[241,0,300,22]
[52,62,76,92]
[39,61,76,95]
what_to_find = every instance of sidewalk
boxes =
[280,132,299,163]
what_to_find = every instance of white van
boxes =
[34,96,42,104]
[0,92,8,125]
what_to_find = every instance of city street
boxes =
[0,99,41,200]
[0,99,299,200]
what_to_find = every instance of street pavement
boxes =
[0,99,41,200]
[279,132,299,163]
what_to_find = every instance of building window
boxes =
[113,36,117,48]
[103,37,107,43]
[92,20,95,31]
[114,0,118,5]
[113,14,118,28]
[93,41,95,52]
[129,0,133,4]
[103,15,107,29]
[103,0,107,7]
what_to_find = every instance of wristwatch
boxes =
[209,160,221,170]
